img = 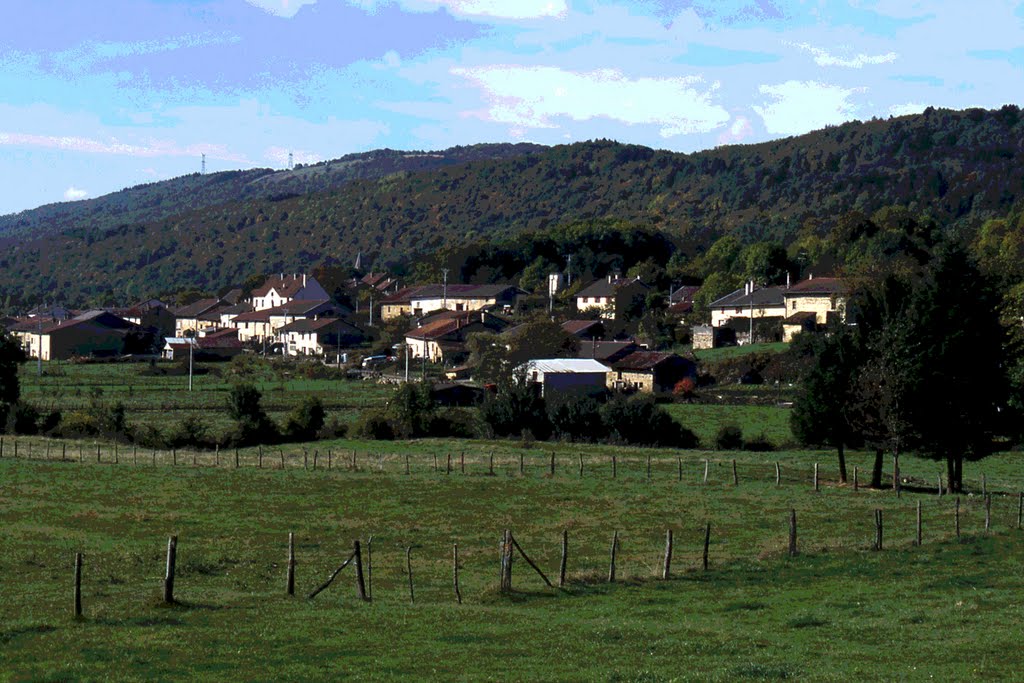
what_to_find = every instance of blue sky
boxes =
[1,0,1022,215]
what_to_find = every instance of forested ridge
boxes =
[4,105,1024,307]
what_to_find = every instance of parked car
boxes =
[361,355,388,369]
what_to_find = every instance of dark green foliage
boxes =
[600,395,699,448]
[387,383,436,438]
[166,415,213,449]
[715,424,744,451]
[479,377,552,441]
[548,396,607,443]
[6,402,41,435]
[226,383,278,446]
[742,433,775,452]
[0,331,21,427]
[282,396,326,442]
[351,410,396,440]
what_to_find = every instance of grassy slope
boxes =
[2,441,1024,681]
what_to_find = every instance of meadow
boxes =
[3,433,1024,681]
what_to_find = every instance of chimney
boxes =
[809,272,814,280]
[303,273,307,287]
[786,272,791,289]
[607,274,612,283]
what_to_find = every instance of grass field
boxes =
[3,437,1024,680]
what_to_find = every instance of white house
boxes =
[516,358,611,398]
[250,273,330,311]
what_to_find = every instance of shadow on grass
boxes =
[0,623,57,644]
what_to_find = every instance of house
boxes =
[782,311,818,343]
[576,340,641,364]
[517,358,611,398]
[250,273,330,311]
[708,283,786,328]
[575,276,650,320]
[361,272,401,294]
[26,304,73,321]
[232,300,339,343]
[667,285,700,318]
[381,284,523,321]
[277,317,365,357]
[172,298,225,337]
[121,299,176,336]
[608,351,696,394]
[692,324,736,350]
[405,310,509,364]
[379,287,421,320]
[782,277,847,325]
[560,319,605,340]
[214,302,254,328]
[13,310,140,361]
[163,329,243,361]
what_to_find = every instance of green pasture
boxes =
[2,439,1024,680]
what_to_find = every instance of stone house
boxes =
[607,351,696,394]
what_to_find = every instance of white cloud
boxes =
[244,0,317,18]
[451,65,729,137]
[717,115,754,145]
[52,34,241,73]
[889,102,926,117]
[754,80,863,136]
[791,42,898,68]
[375,0,567,19]
[63,187,88,201]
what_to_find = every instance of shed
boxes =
[517,358,611,398]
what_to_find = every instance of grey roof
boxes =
[519,358,611,374]
[709,286,785,309]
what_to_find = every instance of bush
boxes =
[427,408,483,439]
[6,401,41,435]
[56,410,101,438]
[600,395,699,448]
[166,414,213,449]
[318,416,348,440]
[480,378,551,441]
[283,397,326,442]
[226,383,278,446]
[743,432,775,452]
[548,396,607,443]
[715,424,744,450]
[351,410,396,440]
[388,383,436,438]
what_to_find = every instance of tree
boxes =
[0,331,22,429]
[283,396,326,441]
[479,372,552,441]
[227,383,277,445]
[790,325,861,482]
[901,243,1010,492]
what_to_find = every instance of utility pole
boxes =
[566,255,572,287]
[404,343,410,382]
[188,339,194,392]
[749,281,754,346]
[441,269,449,310]
[37,318,43,377]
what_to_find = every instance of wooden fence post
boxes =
[74,552,83,618]
[80,444,84,463]
[258,446,263,469]
[0,437,3,458]
[853,466,858,491]
[550,451,555,476]
[151,449,155,466]
[732,459,738,486]
[215,444,219,467]
[702,522,711,571]
[663,529,673,579]
[96,444,101,463]
[63,443,67,462]
[133,446,138,466]
[775,461,781,487]
[500,529,513,594]
[813,463,819,492]
[353,540,369,602]
[172,448,177,466]
[985,494,991,532]
[280,450,285,470]
[789,509,798,557]
[892,455,899,493]
[193,450,197,466]
[352,449,357,470]
[327,449,332,470]
[612,455,617,479]
[46,441,50,460]
[461,452,465,475]
[234,449,240,468]
[453,543,462,604]
[703,459,709,485]
[916,501,922,546]
[287,532,296,596]
[405,453,411,475]
[983,474,987,497]
[608,531,618,583]
[446,453,452,475]
[520,453,525,477]
[646,455,652,480]
[303,449,308,470]
[163,535,178,604]
[579,454,584,478]
[509,535,553,588]
[407,547,415,604]
[490,452,495,476]
[1018,492,1023,530]
[559,529,568,588]
[677,457,682,483]
[313,450,318,470]
[874,510,883,551]
[433,453,438,472]
[938,474,943,497]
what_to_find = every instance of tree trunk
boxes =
[836,443,847,484]
[870,449,884,488]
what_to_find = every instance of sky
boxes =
[2,0,1023,216]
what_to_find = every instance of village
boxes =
[1,269,846,402]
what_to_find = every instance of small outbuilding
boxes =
[516,358,611,398]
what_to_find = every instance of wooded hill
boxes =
[4,105,1024,307]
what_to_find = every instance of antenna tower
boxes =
[288,152,294,170]
[201,153,206,175]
